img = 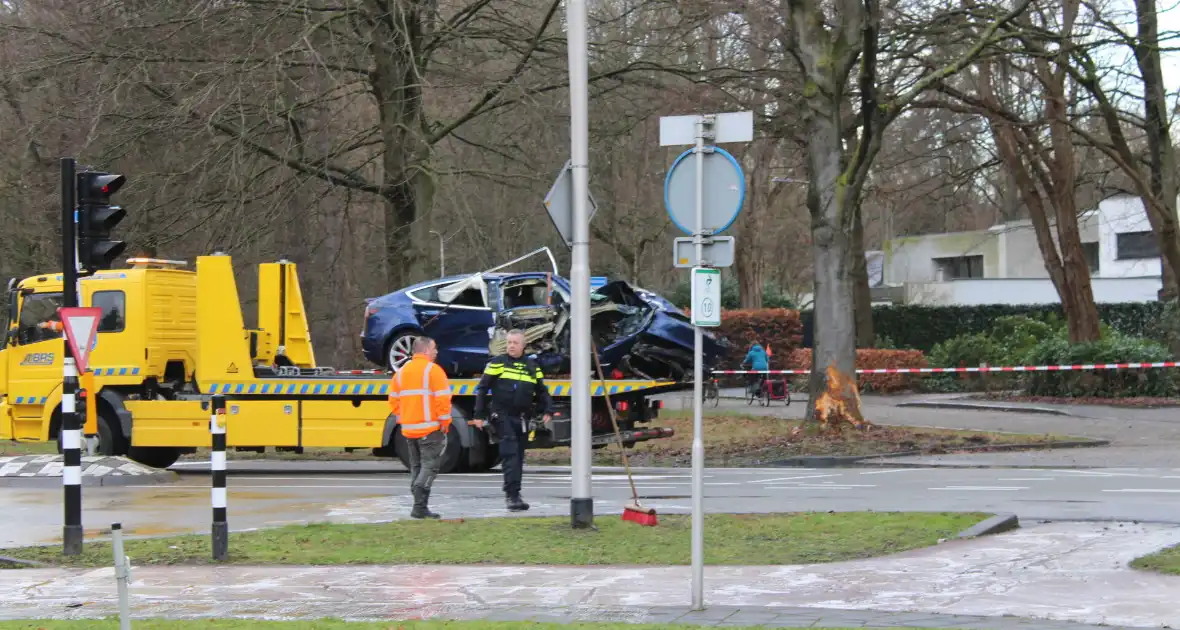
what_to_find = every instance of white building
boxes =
[877,194,1165,306]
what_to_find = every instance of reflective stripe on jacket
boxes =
[388,353,453,439]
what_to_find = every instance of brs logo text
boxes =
[20,353,55,366]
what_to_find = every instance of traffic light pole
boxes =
[60,157,83,556]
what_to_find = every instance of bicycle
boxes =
[703,377,721,408]
[744,374,764,406]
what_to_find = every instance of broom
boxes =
[591,342,658,526]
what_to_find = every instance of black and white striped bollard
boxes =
[210,394,228,561]
[62,356,83,555]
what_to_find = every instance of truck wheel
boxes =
[392,428,463,474]
[438,430,463,474]
[126,447,182,469]
[52,408,128,456]
[462,432,500,473]
[94,413,130,456]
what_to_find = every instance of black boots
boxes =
[410,488,440,520]
[506,493,530,512]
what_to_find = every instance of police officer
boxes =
[473,329,553,511]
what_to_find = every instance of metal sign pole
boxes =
[111,522,132,630]
[690,117,709,611]
[566,0,594,529]
[660,109,751,613]
[59,157,83,557]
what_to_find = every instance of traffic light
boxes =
[75,171,127,273]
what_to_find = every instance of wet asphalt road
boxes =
[6,465,1180,548]
[3,392,1177,548]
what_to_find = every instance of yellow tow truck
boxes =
[0,254,680,472]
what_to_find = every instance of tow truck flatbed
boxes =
[2,253,685,473]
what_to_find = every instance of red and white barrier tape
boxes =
[712,361,1180,375]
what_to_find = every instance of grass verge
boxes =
[1130,543,1180,575]
[526,410,1091,467]
[0,622,959,630]
[0,511,985,568]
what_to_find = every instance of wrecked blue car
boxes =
[360,249,728,380]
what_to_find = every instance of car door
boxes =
[410,278,495,375]
[0,287,15,440]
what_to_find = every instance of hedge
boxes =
[1021,331,1177,398]
[716,308,803,367]
[798,302,1166,352]
[783,348,928,393]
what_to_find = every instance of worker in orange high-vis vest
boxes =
[388,335,454,519]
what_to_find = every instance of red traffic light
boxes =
[77,172,125,204]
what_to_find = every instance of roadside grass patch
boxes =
[528,410,1091,467]
[1130,543,1180,575]
[0,621,961,630]
[1,511,986,569]
[0,441,57,456]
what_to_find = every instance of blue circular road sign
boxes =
[663,146,746,236]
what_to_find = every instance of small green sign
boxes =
[691,267,721,327]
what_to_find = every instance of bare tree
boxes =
[780,0,1032,428]
[1060,0,1180,300]
[927,0,1101,342]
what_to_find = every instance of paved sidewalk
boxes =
[2,521,1179,627]
[2,604,1156,629]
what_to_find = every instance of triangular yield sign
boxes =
[59,307,102,373]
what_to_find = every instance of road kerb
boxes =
[766,438,1110,468]
[898,400,1069,415]
[957,513,1020,538]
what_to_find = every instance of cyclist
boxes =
[741,342,770,397]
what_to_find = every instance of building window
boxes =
[1116,231,1159,260]
[1082,242,1100,274]
[933,255,984,280]
[91,291,126,333]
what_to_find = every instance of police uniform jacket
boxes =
[473,353,554,420]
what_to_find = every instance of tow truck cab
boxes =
[0,259,197,448]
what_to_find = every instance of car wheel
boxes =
[126,446,182,469]
[386,331,419,372]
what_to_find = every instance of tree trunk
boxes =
[736,214,764,309]
[369,0,429,290]
[850,203,875,347]
[737,254,764,309]
[1041,41,1102,343]
[978,53,1101,343]
[1134,0,1180,300]
[802,109,869,431]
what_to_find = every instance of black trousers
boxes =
[497,415,528,495]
